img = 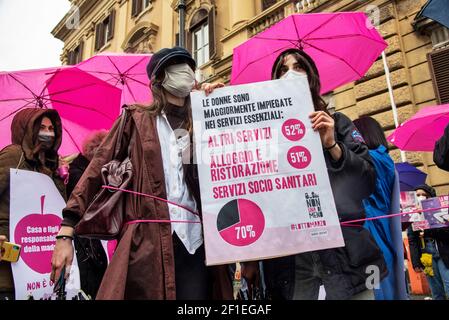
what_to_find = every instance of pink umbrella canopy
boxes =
[76,52,152,105]
[0,67,122,155]
[387,104,449,152]
[231,12,388,94]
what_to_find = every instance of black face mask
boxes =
[37,132,55,150]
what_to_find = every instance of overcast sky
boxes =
[0,0,70,71]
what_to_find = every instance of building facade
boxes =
[52,0,449,193]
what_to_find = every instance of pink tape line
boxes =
[341,205,449,226]
[102,185,201,226]
[102,185,449,227]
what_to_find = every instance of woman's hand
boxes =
[0,235,7,262]
[310,111,342,161]
[50,226,74,281]
[201,82,225,96]
[310,111,335,147]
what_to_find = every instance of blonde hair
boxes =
[82,130,108,161]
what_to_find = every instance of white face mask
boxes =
[280,69,307,80]
[162,63,196,98]
[417,196,427,202]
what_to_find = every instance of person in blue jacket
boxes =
[353,116,407,300]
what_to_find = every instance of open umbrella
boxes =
[387,103,449,152]
[0,67,122,155]
[231,12,388,94]
[395,162,427,192]
[76,52,152,105]
[415,0,449,29]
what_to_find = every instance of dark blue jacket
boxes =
[363,146,407,300]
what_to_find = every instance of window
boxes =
[192,23,209,66]
[95,10,115,51]
[430,26,449,49]
[67,42,83,65]
[428,46,449,104]
[187,8,216,66]
[132,0,151,17]
[262,0,277,11]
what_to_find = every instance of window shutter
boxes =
[107,10,115,41]
[186,30,192,53]
[137,0,143,15]
[208,7,216,59]
[428,47,449,104]
[77,41,84,63]
[95,23,102,50]
[67,50,74,65]
[132,0,138,17]
[99,22,105,49]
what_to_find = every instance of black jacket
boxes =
[434,123,449,171]
[407,226,449,270]
[263,112,386,300]
[68,154,108,300]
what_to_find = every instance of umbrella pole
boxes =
[382,51,407,162]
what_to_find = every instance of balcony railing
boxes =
[248,3,286,36]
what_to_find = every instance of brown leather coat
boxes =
[63,105,232,300]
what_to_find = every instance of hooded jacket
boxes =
[0,108,65,294]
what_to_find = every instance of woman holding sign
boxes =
[0,108,67,300]
[260,49,387,300]
[51,47,232,300]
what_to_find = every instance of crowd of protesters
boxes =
[1,46,449,300]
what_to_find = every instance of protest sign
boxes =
[191,78,344,265]
[412,196,449,231]
[9,169,80,299]
[400,191,421,223]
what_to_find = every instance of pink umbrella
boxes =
[231,12,387,94]
[387,104,449,152]
[0,67,122,155]
[76,52,152,105]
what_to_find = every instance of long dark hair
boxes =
[353,116,388,151]
[271,49,327,113]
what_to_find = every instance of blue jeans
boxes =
[424,239,449,300]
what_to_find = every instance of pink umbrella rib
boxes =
[0,97,39,103]
[62,124,82,153]
[80,70,147,77]
[253,33,386,48]
[124,80,138,103]
[122,75,149,87]
[305,33,387,46]
[122,56,149,75]
[40,97,116,120]
[42,81,110,98]
[232,45,293,81]
[299,12,341,41]
[306,41,363,78]
[106,56,123,75]
[7,74,40,99]
[0,102,37,122]
[292,13,302,43]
